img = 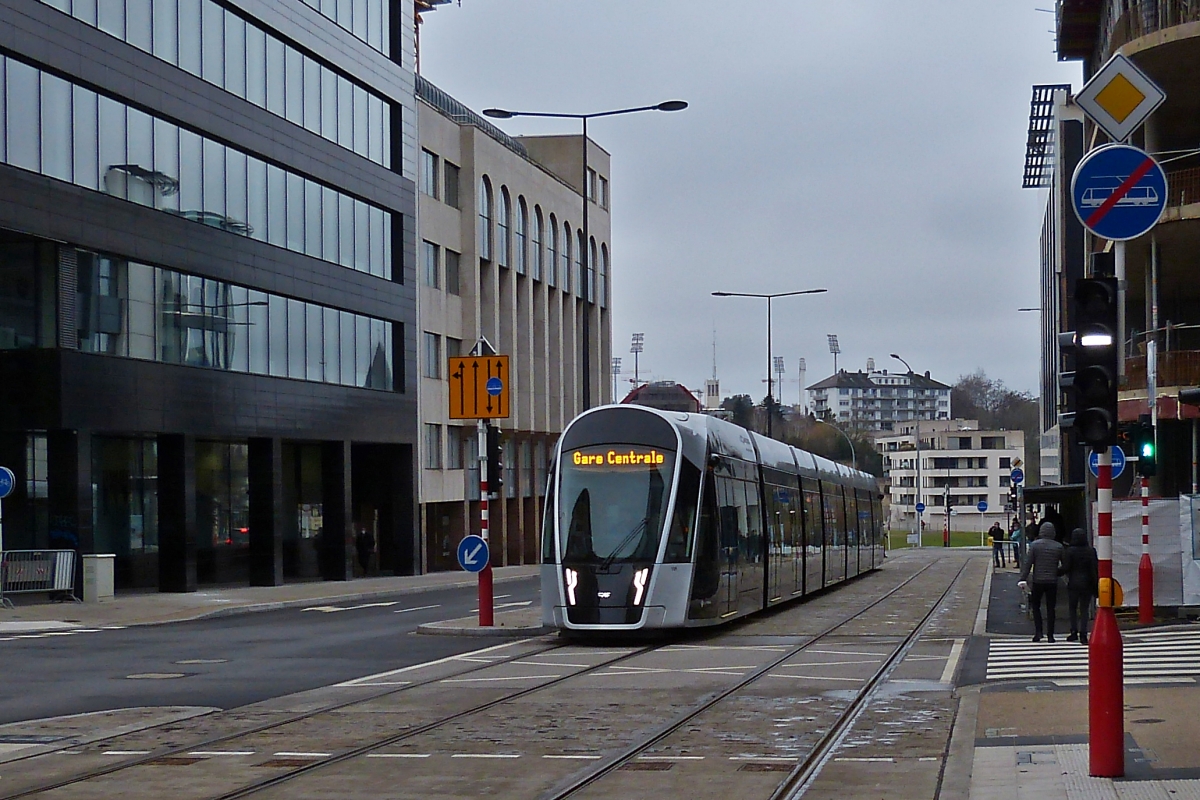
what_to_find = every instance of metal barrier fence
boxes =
[0,550,78,608]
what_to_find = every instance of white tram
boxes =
[541,405,885,632]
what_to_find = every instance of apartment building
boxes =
[808,369,951,431]
[416,76,611,571]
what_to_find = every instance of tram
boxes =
[541,404,885,632]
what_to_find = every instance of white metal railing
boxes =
[0,550,78,608]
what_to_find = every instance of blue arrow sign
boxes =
[1010,468,1024,486]
[457,534,490,573]
[915,502,926,514]
[0,466,13,499]
[1071,144,1167,241]
[485,377,503,397]
[1088,446,1127,480]
[977,500,988,513]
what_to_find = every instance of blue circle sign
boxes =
[977,500,988,513]
[0,466,13,499]
[915,502,926,514]
[486,377,503,396]
[457,534,490,573]
[1088,445,1127,480]
[1010,468,1025,486]
[1071,144,1167,241]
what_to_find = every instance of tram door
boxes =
[802,479,824,593]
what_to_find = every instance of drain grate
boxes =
[258,758,318,767]
[150,756,204,766]
[619,761,674,771]
[739,762,793,773]
[1132,718,1165,724]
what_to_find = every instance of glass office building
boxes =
[0,0,418,590]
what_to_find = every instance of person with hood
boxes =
[1061,527,1099,643]
[1018,520,1065,642]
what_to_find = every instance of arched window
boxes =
[561,221,572,293]
[546,214,557,288]
[532,206,544,281]
[600,243,609,308]
[515,197,528,275]
[497,187,511,268]
[575,229,585,300]
[477,176,492,260]
[589,237,598,305]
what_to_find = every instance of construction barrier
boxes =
[0,550,78,608]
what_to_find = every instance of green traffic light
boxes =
[1141,443,1154,458]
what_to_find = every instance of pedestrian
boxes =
[355,527,375,576]
[1010,521,1024,566]
[1018,520,1065,642]
[989,522,1006,568]
[1061,527,1099,644]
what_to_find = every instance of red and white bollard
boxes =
[478,422,493,627]
[1090,447,1124,777]
[1139,476,1154,625]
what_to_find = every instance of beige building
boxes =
[415,76,612,571]
[877,420,1025,535]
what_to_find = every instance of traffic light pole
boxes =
[477,420,494,627]
[1090,446,1124,777]
[1139,476,1153,624]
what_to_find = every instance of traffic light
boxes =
[1134,416,1157,477]
[486,424,503,496]
[1061,277,1119,446]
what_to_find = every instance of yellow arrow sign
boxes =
[448,355,510,420]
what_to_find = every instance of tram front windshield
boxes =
[559,445,676,566]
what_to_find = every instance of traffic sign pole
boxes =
[0,465,15,554]
[1139,476,1154,625]
[478,420,493,627]
[1090,446,1124,777]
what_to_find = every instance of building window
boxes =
[532,206,543,281]
[41,0,392,168]
[444,161,460,209]
[588,237,598,304]
[424,423,442,470]
[598,175,608,208]
[587,168,597,201]
[515,198,528,275]
[999,457,1011,469]
[423,332,440,379]
[562,221,572,292]
[446,337,462,360]
[599,243,609,308]
[445,249,461,296]
[546,215,558,288]
[477,177,492,261]
[420,149,439,198]
[0,55,393,278]
[298,0,390,55]
[447,426,464,470]
[422,240,440,288]
[575,229,584,297]
[497,188,511,268]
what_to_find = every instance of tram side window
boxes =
[665,459,701,563]
[743,479,763,564]
[872,494,885,547]
[802,480,823,551]
[541,469,556,563]
[823,487,845,548]
[716,476,744,555]
[846,491,859,549]
[692,467,721,600]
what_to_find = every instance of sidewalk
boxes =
[964,564,1200,798]
[0,566,541,631]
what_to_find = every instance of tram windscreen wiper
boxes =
[598,516,650,572]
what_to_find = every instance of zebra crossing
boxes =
[986,627,1200,682]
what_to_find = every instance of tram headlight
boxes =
[632,568,649,606]
[565,569,579,606]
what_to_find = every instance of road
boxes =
[0,576,540,725]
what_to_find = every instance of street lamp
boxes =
[828,334,841,374]
[712,288,828,438]
[812,416,857,470]
[611,356,622,402]
[890,352,922,547]
[630,332,644,387]
[483,100,688,411]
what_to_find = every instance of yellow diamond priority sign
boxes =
[1075,53,1165,143]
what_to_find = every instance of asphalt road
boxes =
[0,577,541,725]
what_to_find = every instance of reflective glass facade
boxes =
[75,250,395,390]
[0,55,393,278]
[37,0,392,168]
[299,0,390,55]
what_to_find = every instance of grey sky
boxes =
[420,2,1081,401]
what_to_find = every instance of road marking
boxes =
[452,753,521,758]
[638,755,705,761]
[661,644,791,653]
[767,673,864,682]
[469,600,533,612]
[302,602,399,613]
[803,650,887,658]
[939,638,965,684]
[544,755,601,760]
[392,604,441,614]
[176,659,228,665]
[441,674,561,683]
[188,751,255,756]
[729,756,794,762]
[335,641,521,687]
[103,750,151,755]
[512,660,591,668]
[273,752,330,758]
[367,753,429,758]
[835,757,894,762]
[787,659,884,668]
[125,673,186,680]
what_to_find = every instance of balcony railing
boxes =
[1166,167,1200,208]
[1126,350,1200,387]
[1100,0,1200,59]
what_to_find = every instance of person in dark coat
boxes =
[989,522,1006,568]
[1018,521,1066,642]
[1061,527,1099,644]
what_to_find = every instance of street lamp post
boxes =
[483,101,687,411]
[891,353,923,547]
[712,289,828,438]
[813,417,856,470]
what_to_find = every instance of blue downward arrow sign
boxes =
[463,542,483,566]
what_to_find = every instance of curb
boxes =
[416,623,555,638]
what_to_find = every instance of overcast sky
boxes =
[420,2,1082,401]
